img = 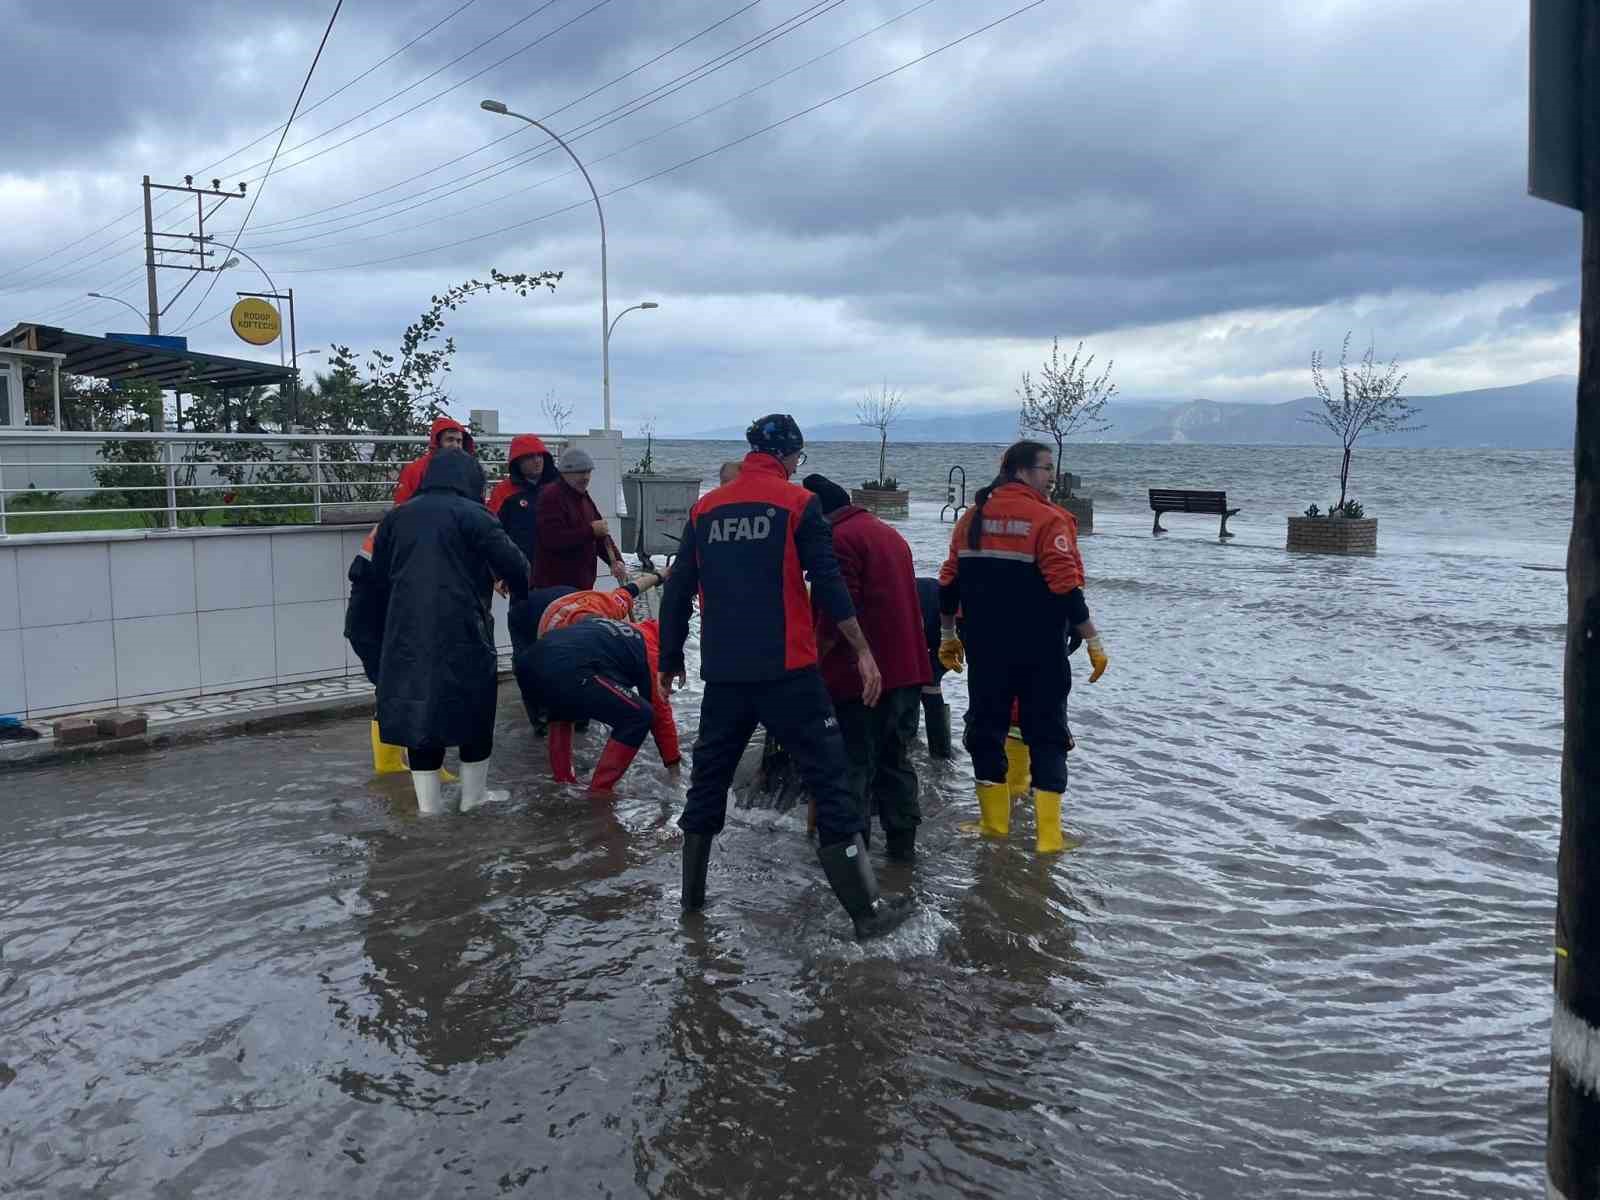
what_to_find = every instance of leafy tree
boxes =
[856,383,905,489]
[1307,333,1418,512]
[1018,338,1115,500]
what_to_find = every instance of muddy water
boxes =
[0,452,1565,1198]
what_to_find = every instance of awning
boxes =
[0,323,294,391]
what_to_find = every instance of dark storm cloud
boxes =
[0,0,1580,422]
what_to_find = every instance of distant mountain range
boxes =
[687,376,1578,449]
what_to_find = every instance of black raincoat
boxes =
[366,449,530,749]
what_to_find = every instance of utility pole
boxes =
[140,174,246,338]
[142,177,159,335]
[1535,1,1600,1196]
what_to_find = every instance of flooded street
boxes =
[0,460,1564,1198]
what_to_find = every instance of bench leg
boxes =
[1219,509,1239,539]
[1152,512,1165,535]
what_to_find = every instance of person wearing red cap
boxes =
[488,434,560,562]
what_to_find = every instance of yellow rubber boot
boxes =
[1035,789,1070,854]
[976,780,1011,837]
[1005,734,1032,799]
[371,721,407,775]
[371,722,455,781]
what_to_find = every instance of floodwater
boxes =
[0,444,1567,1197]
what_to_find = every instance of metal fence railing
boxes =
[0,430,561,537]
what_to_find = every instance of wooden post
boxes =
[1550,6,1600,1197]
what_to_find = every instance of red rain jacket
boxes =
[393,416,477,506]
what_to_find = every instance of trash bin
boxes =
[619,471,702,560]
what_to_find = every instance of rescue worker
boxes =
[488,433,560,561]
[915,577,954,758]
[534,447,630,589]
[659,414,915,942]
[515,616,681,791]
[393,416,476,505]
[535,569,668,638]
[802,474,931,862]
[937,441,1108,853]
[362,448,530,815]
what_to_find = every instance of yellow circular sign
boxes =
[230,297,281,346]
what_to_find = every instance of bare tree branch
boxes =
[1305,332,1418,510]
[1018,337,1115,498]
[856,382,905,488]
[541,389,574,435]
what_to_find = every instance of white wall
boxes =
[0,429,623,721]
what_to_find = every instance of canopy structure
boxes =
[0,323,293,392]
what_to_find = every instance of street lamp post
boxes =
[481,98,613,430]
[606,303,660,412]
[87,292,155,332]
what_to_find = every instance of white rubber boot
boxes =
[459,758,508,812]
[411,769,447,816]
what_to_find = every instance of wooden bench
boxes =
[1149,488,1240,538]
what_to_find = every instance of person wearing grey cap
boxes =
[534,446,629,590]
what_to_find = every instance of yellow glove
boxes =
[938,632,965,674]
[1086,635,1109,683]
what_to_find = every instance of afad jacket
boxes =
[393,416,478,506]
[815,505,932,703]
[937,481,1090,653]
[659,452,853,684]
[488,434,560,561]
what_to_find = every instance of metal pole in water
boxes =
[1550,5,1600,1195]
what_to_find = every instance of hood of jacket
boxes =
[508,434,559,485]
[428,415,476,454]
[419,447,487,501]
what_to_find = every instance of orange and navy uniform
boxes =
[537,586,638,639]
[938,481,1090,795]
[660,452,853,683]
[937,481,1089,649]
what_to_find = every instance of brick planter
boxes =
[851,487,909,518]
[1287,515,1378,555]
[1059,495,1093,534]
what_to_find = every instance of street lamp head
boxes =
[88,292,106,299]
[640,301,659,310]
[221,257,240,270]
[480,99,508,114]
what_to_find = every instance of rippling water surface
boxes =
[0,443,1568,1197]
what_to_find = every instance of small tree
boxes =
[857,383,906,489]
[1307,333,1418,512]
[541,389,574,435]
[1018,338,1115,499]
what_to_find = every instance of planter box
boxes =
[851,487,909,518]
[1059,495,1093,534]
[1287,515,1377,555]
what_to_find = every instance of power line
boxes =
[243,0,769,237]
[0,0,483,289]
[246,0,940,258]
[227,0,853,250]
[173,0,345,332]
[276,0,1050,276]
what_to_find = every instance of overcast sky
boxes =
[0,0,1580,434]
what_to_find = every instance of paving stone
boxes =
[94,712,148,738]
[52,717,98,745]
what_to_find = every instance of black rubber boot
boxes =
[818,834,915,941]
[682,833,714,911]
[921,694,953,759]
[884,825,916,864]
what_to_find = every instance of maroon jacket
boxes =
[815,504,932,703]
[534,478,613,589]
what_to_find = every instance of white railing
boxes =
[0,430,561,538]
